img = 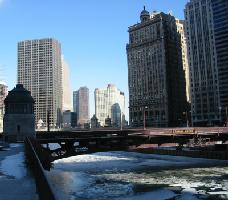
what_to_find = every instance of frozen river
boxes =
[46,151,228,200]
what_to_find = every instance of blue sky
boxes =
[0,0,188,120]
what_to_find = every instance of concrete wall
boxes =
[3,114,35,142]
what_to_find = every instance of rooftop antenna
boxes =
[168,10,173,16]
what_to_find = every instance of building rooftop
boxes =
[4,84,35,103]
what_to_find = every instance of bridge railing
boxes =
[24,137,56,200]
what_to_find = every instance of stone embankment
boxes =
[130,147,228,160]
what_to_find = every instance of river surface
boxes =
[46,151,228,200]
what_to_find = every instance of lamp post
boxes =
[183,111,189,127]
[143,106,148,130]
[120,111,122,131]
[47,110,50,132]
[186,111,189,127]
[219,106,222,126]
[226,107,228,127]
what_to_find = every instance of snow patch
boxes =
[0,152,26,179]
[42,143,61,150]
[10,143,23,148]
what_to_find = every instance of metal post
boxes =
[120,112,122,131]
[143,106,148,130]
[143,108,146,130]
[189,111,193,127]
[219,106,222,126]
[47,110,50,132]
[226,107,228,126]
[186,111,189,127]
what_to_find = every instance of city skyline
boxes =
[0,0,188,120]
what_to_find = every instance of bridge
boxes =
[25,127,228,200]
[35,127,228,162]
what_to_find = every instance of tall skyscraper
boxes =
[185,0,220,126]
[211,0,228,123]
[0,81,7,132]
[17,38,62,128]
[176,19,190,103]
[95,84,125,127]
[73,87,89,126]
[62,56,72,111]
[127,8,186,127]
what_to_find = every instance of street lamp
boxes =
[120,111,122,131]
[226,107,228,127]
[183,111,189,127]
[219,106,222,126]
[143,106,148,130]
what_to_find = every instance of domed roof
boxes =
[140,6,150,22]
[4,84,35,104]
[141,6,149,16]
[91,114,98,120]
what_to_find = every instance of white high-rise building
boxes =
[17,38,62,128]
[95,84,125,127]
[0,81,7,132]
[62,56,72,111]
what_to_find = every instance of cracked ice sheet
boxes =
[49,151,228,200]
[0,152,26,179]
[116,189,176,200]
[53,151,228,172]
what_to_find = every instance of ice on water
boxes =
[46,151,228,200]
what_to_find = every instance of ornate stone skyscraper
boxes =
[17,38,62,128]
[127,8,186,127]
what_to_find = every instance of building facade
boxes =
[73,91,77,113]
[91,114,100,129]
[185,0,220,126]
[73,87,89,126]
[17,38,62,128]
[176,19,190,103]
[62,56,72,111]
[211,0,228,123]
[62,110,72,128]
[95,84,125,127]
[3,84,35,142]
[0,82,7,132]
[127,8,186,127]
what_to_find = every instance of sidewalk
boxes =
[0,143,38,200]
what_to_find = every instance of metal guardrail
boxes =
[24,137,56,200]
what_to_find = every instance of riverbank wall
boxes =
[130,147,228,160]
